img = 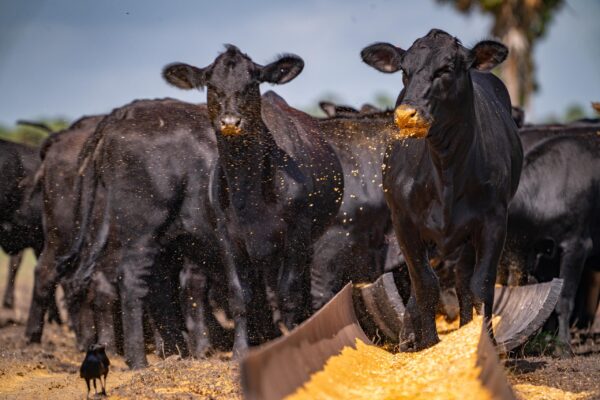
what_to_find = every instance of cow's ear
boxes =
[361,42,404,73]
[162,63,209,89]
[259,54,304,84]
[469,40,508,71]
[319,101,337,117]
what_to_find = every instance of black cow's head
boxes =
[163,45,304,137]
[361,29,508,138]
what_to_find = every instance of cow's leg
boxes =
[223,244,272,357]
[25,248,57,343]
[47,285,62,325]
[471,218,507,342]
[455,244,475,326]
[205,270,234,351]
[393,215,439,349]
[92,272,117,352]
[75,291,97,352]
[279,224,312,332]
[146,260,189,359]
[118,239,157,369]
[112,293,124,356]
[556,237,591,355]
[399,288,417,351]
[3,252,23,309]
[120,279,146,369]
[310,229,343,312]
[496,257,509,287]
[180,262,213,358]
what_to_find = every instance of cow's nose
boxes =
[220,115,241,127]
[398,105,417,119]
[393,105,431,139]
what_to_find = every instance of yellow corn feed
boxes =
[286,316,492,400]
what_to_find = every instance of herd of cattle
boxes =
[1,29,598,369]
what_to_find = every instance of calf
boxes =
[0,139,62,322]
[312,110,396,309]
[519,121,600,154]
[362,29,522,349]
[60,99,229,368]
[501,134,599,354]
[163,45,343,355]
[25,115,104,346]
[0,140,43,255]
[319,101,381,118]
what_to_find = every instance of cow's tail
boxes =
[55,133,107,284]
[69,184,111,300]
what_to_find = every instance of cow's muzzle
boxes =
[219,115,243,136]
[393,105,431,139]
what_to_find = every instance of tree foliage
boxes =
[438,0,564,108]
[0,118,69,147]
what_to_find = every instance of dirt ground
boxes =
[0,253,598,400]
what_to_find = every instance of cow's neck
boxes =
[217,122,276,221]
[424,92,477,221]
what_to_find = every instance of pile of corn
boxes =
[287,317,490,400]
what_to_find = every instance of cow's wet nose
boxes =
[221,115,241,128]
[397,105,417,119]
[393,105,431,139]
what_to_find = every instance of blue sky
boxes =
[1,0,598,125]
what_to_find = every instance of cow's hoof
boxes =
[26,332,42,344]
[552,342,574,358]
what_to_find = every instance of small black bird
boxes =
[80,344,110,397]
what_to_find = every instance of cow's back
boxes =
[261,91,343,239]
[42,115,104,249]
[511,135,600,231]
[472,71,523,199]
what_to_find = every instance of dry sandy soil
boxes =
[0,252,598,399]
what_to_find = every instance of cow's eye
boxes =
[401,70,408,86]
[433,67,453,79]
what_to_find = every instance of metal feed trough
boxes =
[241,275,563,400]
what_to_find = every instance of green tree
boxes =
[563,103,586,123]
[0,118,69,147]
[373,92,395,110]
[438,0,563,109]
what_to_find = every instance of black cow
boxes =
[362,29,523,349]
[163,45,343,356]
[0,139,42,259]
[0,138,62,324]
[519,121,600,154]
[501,133,599,354]
[60,99,230,368]
[312,110,396,309]
[25,115,104,347]
[319,101,381,118]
